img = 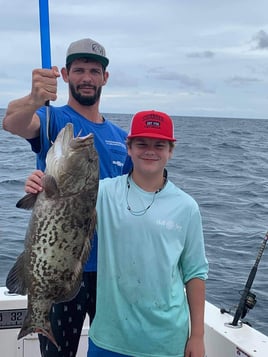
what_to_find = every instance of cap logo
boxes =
[145,120,160,129]
[92,43,105,56]
[144,113,163,121]
[144,113,164,130]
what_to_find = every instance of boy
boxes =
[26,110,208,357]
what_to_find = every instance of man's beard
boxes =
[69,83,102,106]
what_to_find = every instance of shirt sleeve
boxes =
[180,204,209,283]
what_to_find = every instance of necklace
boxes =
[126,170,167,216]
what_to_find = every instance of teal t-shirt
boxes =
[90,174,208,357]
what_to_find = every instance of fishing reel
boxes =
[240,290,257,319]
[220,290,257,328]
[220,291,257,318]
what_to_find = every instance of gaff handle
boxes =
[39,0,51,69]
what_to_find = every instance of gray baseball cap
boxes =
[66,38,109,68]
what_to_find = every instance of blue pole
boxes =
[39,0,51,141]
[39,0,51,69]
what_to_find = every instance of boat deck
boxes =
[1,287,267,356]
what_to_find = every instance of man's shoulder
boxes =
[37,105,72,123]
[103,117,126,133]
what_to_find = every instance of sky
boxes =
[1,0,268,119]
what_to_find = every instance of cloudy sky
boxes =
[1,0,268,118]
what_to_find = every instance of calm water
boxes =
[0,109,268,335]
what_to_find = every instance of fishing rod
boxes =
[38,0,52,141]
[230,231,268,326]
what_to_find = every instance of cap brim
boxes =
[66,53,109,68]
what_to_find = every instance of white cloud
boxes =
[1,0,268,118]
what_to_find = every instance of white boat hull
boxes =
[1,287,267,356]
[204,300,268,356]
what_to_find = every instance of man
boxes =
[3,38,132,357]
[26,110,209,357]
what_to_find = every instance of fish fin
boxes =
[42,175,59,197]
[54,283,81,304]
[6,252,28,295]
[16,193,38,210]
[16,176,59,207]
[18,315,58,348]
[54,262,86,303]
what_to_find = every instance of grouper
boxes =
[6,123,99,347]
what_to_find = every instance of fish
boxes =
[5,123,99,347]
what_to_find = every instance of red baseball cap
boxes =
[127,110,176,141]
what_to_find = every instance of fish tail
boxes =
[18,316,58,349]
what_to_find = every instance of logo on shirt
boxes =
[112,160,124,167]
[106,140,126,149]
[156,220,182,231]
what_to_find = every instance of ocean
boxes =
[0,108,268,336]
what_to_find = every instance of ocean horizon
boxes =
[1,109,268,336]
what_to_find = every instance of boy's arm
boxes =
[185,277,206,357]
[25,170,45,194]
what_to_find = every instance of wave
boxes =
[1,113,268,334]
[0,178,26,185]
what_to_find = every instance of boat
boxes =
[1,233,267,356]
[1,286,268,357]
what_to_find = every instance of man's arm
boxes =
[3,67,60,139]
[184,278,206,357]
[3,95,41,138]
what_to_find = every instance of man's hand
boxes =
[30,66,60,107]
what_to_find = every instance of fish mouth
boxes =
[57,123,93,153]
[45,123,94,175]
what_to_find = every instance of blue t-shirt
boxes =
[27,105,132,272]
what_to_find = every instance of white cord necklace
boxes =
[126,170,167,216]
